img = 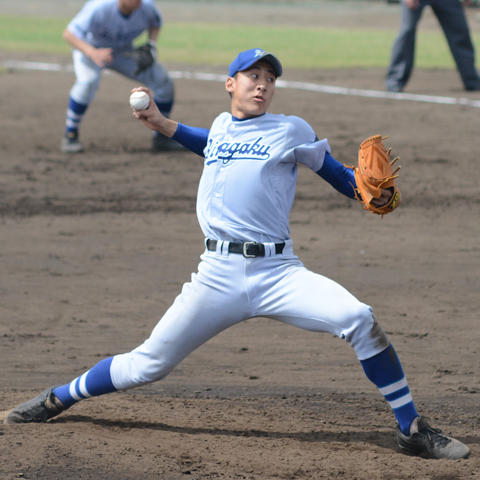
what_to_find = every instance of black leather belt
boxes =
[206,239,285,258]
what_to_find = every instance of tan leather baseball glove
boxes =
[351,135,401,217]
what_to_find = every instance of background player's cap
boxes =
[228,48,283,78]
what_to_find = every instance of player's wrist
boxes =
[147,40,157,59]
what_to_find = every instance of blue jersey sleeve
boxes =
[172,123,210,157]
[316,152,356,199]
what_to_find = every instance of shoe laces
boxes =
[419,420,450,448]
[26,393,55,413]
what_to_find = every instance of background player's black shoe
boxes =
[61,131,84,153]
[396,416,470,460]
[4,386,65,424]
[151,132,186,152]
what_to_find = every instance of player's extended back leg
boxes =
[4,253,252,423]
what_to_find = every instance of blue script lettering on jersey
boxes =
[205,137,272,165]
[98,27,144,43]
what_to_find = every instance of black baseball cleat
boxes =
[61,131,84,153]
[151,132,187,152]
[4,386,65,424]
[396,416,471,460]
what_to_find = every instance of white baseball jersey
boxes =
[198,112,331,244]
[67,0,161,49]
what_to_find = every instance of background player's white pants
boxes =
[111,241,390,390]
[70,48,174,106]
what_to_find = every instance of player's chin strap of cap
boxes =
[206,239,285,258]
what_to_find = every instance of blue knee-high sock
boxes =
[360,344,418,435]
[65,97,88,133]
[52,357,117,409]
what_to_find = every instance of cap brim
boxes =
[239,52,283,78]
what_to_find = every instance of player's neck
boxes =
[231,113,266,122]
[118,0,139,16]
[119,6,135,15]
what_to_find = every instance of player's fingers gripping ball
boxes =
[129,91,150,111]
[351,135,401,217]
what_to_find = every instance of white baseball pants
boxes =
[111,240,390,390]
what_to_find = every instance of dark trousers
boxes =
[386,0,480,91]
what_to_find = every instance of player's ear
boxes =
[225,76,235,96]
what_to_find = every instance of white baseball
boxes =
[129,91,150,111]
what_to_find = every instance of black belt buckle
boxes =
[242,241,258,258]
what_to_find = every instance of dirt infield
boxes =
[1,2,480,480]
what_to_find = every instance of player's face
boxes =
[226,60,276,119]
[118,0,142,15]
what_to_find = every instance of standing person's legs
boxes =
[386,2,424,92]
[62,49,102,153]
[431,0,480,90]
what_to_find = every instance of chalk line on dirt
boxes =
[2,59,480,109]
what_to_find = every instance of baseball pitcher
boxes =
[5,48,470,461]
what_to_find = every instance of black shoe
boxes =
[152,132,187,152]
[61,131,84,153]
[386,83,403,93]
[396,416,471,460]
[4,386,65,424]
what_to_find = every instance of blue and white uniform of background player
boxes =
[4,48,470,460]
[61,0,177,152]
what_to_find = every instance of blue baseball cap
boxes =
[228,48,283,78]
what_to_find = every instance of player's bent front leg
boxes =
[257,261,390,360]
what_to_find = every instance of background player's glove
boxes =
[351,135,401,216]
[124,40,157,76]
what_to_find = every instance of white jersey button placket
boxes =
[209,161,227,225]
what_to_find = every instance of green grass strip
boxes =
[0,16,70,54]
[1,15,479,70]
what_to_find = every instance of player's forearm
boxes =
[152,116,179,137]
[315,152,356,199]
[148,27,160,43]
[62,29,97,58]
